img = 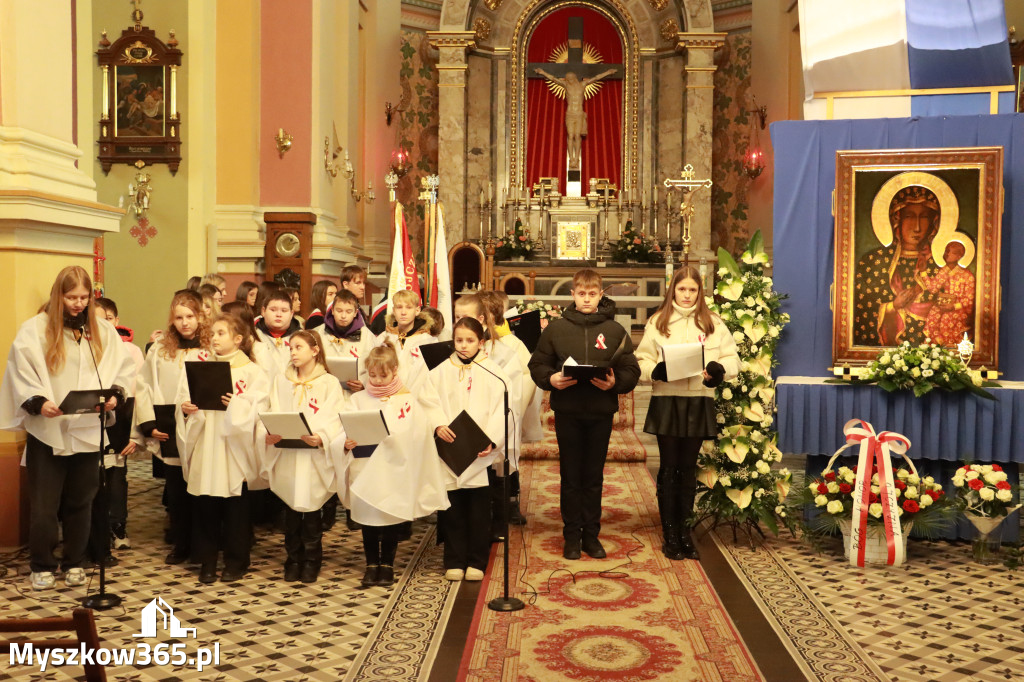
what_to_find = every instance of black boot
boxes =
[676,476,700,561]
[657,483,685,561]
[377,525,398,586]
[361,527,381,588]
[320,495,338,532]
[345,508,361,531]
[487,469,504,542]
[507,471,526,525]
[283,508,303,580]
[299,512,323,583]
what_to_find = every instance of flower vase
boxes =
[965,513,1006,564]
[839,520,913,565]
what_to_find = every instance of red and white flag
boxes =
[386,202,421,316]
[429,204,453,331]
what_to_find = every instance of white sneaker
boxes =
[464,567,485,581]
[444,568,465,581]
[30,572,56,591]
[65,568,87,587]
[111,526,131,549]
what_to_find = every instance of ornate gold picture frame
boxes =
[554,221,593,260]
[832,147,1003,369]
[96,12,182,174]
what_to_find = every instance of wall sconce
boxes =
[743,96,768,179]
[325,135,373,203]
[122,160,152,218]
[274,128,293,158]
[352,180,375,204]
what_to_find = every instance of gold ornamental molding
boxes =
[675,32,727,51]
[509,0,641,190]
[648,0,669,10]
[427,31,477,51]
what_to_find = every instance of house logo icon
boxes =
[133,597,197,639]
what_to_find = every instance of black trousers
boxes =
[25,435,99,572]
[87,465,127,561]
[554,412,614,542]
[193,488,251,571]
[655,435,703,525]
[283,508,322,566]
[361,524,399,566]
[163,464,193,554]
[437,487,491,570]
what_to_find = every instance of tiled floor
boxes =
[0,464,455,681]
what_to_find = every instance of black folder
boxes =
[351,445,377,458]
[507,309,542,353]
[562,363,612,382]
[185,361,232,411]
[419,340,456,371]
[153,404,180,460]
[105,397,135,452]
[434,410,493,477]
[57,389,120,415]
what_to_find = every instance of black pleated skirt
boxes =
[643,396,717,440]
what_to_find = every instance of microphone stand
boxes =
[463,352,525,612]
[80,323,123,610]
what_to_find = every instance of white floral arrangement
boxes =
[832,341,998,399]
[696,231,795,537]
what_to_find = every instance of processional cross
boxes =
[663,164,713,264]
[527,17,623,189]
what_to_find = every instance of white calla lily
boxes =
[717,279,745,301]
[697,467,719,489]
[726,485,754,509]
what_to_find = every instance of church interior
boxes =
[2,0,1024,680]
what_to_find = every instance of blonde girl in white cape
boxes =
[178,313,270,584]
[0,266,134,591]
[337,341,450,589]
[134,289,212,565]
[259,330,345,583]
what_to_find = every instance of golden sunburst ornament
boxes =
[544,42,606,99]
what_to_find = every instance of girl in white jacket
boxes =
[635,266,739,561]
[260,330,345,584]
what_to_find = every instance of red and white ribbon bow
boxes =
[308,397,319,414]
[595,333,607,350]
[349,347,360,358]
[836,419,912,567]
[235,379,247,396]
[197,350,210,362]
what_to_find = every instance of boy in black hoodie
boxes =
[528,269,640,560]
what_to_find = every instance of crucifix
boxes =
[663,164,713,265]
[527,17,623,196]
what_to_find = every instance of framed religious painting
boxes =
[832,147,1003,369]
[96,6,183,174]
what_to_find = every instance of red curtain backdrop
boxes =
[525,7,623,192]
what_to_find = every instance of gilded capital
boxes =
[675,32,727,51]
[427,31,477,52]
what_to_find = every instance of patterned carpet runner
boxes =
[457,460,762,681]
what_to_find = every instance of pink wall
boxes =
[259,0,312,206]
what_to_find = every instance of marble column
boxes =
[427,31,476,244]
[676,32,725,257]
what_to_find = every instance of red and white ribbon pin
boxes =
[595,333,607,350]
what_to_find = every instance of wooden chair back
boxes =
[0,608,106,681]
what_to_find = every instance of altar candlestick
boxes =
[617,187,623,211]
[488,181,493,201]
